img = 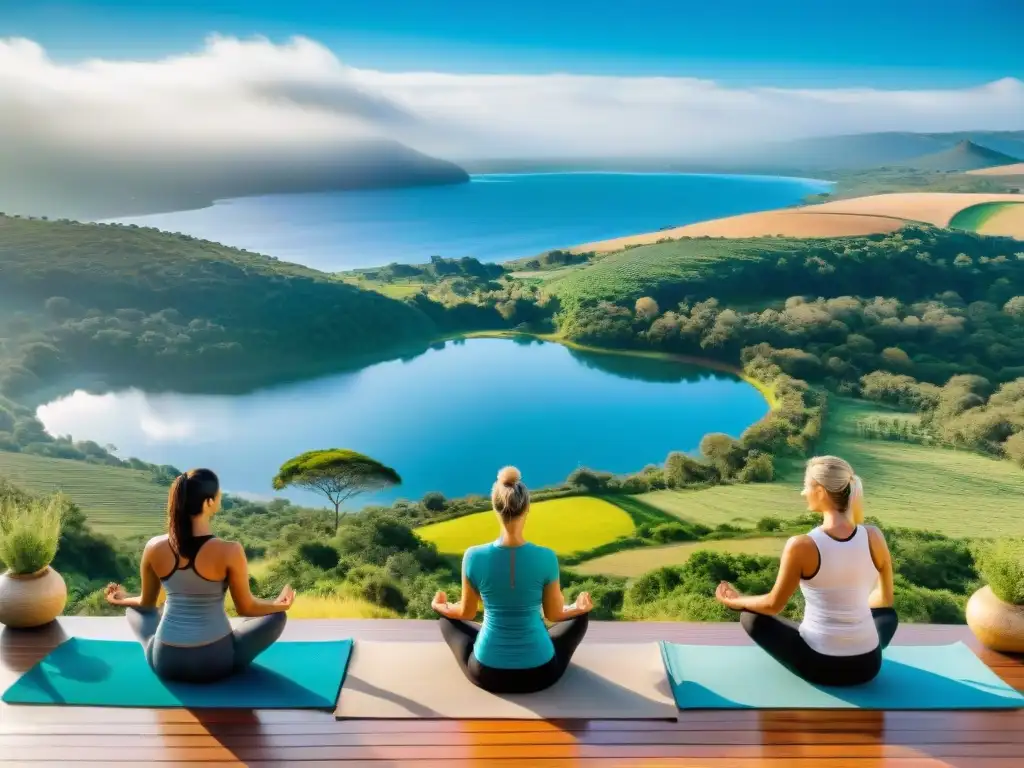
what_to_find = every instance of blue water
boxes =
[109,173,830,270]
[37,339,769,507]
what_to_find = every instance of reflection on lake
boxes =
[36,338,769,506]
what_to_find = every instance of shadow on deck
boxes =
[1,618,1022,766]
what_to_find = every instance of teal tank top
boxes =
[465,541,560,669]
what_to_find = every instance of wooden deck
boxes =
[1,618,1022,767]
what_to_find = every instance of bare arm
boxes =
[226,543,294,617]
[105,540,163,608]
[542,581,593,622]
[431,562,481,621]
[715,535,814,616]
[866,526,895,609]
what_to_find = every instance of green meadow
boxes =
[948,201,1024,232]
[0,451,166,536]
[574,536,787,577]
[637,398,1024,540]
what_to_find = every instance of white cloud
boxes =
[0,34,1022,161]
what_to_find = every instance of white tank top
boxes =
[798,525,880,656]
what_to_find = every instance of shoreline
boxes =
[459,329,779,411]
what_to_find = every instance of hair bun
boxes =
[497,466,522,487]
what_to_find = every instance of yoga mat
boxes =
[661,641,1024,710]
[2,637,352,709]
[335,641,678,719]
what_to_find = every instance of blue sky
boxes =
[2,0,1022,86]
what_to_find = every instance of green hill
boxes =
[0,215,438,395]
[896,140,1020,172]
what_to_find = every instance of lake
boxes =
[37,338,769,507]
[107,172,830,271]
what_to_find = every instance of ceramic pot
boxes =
[966,585,1024,653]
[0,566,67,629]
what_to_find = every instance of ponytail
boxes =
[166,469,220,556]
[848,474,865,525]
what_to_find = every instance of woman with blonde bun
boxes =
[714,456,899,686]
[432,466,592,693]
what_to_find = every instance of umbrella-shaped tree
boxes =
[272,449,401,533]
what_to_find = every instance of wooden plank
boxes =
[1,618,1022,765]
[4,742,1024,761]
[4,727,1024,746]
[6,761,1024,768]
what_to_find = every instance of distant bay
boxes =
[107,172,831,271]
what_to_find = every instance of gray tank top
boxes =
[154,536,232,647]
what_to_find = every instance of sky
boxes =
[0,0,1022,164]
[4,0,1023,86]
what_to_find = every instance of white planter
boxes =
[0,567,67,629]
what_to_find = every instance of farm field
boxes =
[567,192,1024,254]
[571,211,904,252]
[811,192,1024,227]
[949,201,1024,238]
[0,451,166,536]
[546,237,792,308]
[416,496,634,555]
[574,536,786,577]
[639,398,1024,539]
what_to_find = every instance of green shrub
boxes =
[297,541,340,570]
[343,564,408,613]
[974,538,1024,605]
[737,450,774,483]
[0,494,63,574]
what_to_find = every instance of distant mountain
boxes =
[895,140,1021,172]
[0,139,469,220]
[727,131,1024,172]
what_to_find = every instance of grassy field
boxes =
[0,452,166,536]
[574,536,787,577]
[225,592,397,619]
[639,398,1024,539]
[341,277,428,299]
[416,496,635,555]
[544,238,796,309]
[949,201,1024,231]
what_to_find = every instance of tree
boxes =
[272,449,401,533]
[699,434,746,479]
[635,297,659,320]
[421,491,447,513]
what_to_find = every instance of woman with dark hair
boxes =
[433,466,593,694]
[714,455,899,687]
[105,468,294,683]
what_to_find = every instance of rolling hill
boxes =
[732,131,1024,171]
[0,215,438,394]
[895,140,1020,172]
[0,139,470,220]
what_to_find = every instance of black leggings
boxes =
[439,614,589,694]
[740,607,899,687]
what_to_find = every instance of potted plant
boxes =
[967,537,1024,653]
[0,494,67,628]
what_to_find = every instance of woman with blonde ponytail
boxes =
[433,466,593,693]
[714,456,899,686]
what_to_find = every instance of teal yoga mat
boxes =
[661,641,1024,710]
[2,637,353,709]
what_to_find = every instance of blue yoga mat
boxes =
[2,637,353,709]
[661,641,1024,710]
